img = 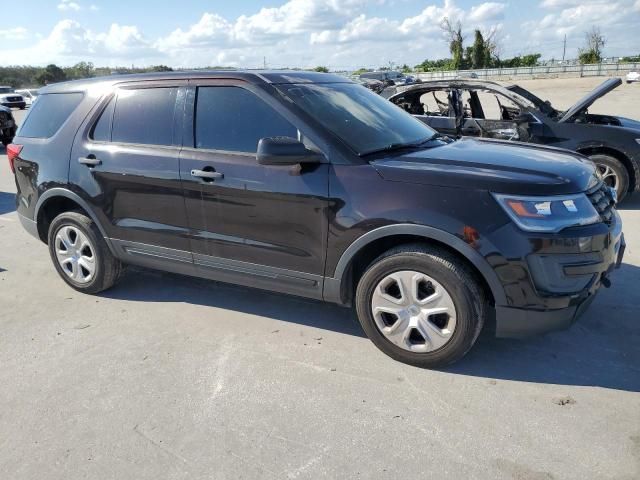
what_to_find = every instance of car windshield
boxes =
[0,87,13,93]
[277,82,438,155]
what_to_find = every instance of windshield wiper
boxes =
[359,135,441,157]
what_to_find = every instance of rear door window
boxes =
[111,87,178,146]
[194,86,297,153]
[18,93,83,138]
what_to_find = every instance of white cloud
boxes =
[1,0,638,69]
[468,2,506,23]
[57,0,81,11]
[0,27,28,41]
[156,13,231,52]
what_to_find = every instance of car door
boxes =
[70,81,191,260]
[411,88,460,136]
[461,89,520,140]
[179,81,329,299]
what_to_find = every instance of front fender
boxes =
[322,223,507,307]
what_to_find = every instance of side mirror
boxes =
[257,137,322,166]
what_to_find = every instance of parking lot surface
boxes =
[1,78,639,480]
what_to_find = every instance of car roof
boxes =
[388,78,535,106]
[40,70,353,94]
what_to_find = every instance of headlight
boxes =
[492,193,600,233]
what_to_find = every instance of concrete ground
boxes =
[1,78,639,480]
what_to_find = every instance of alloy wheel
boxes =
[597,163,619,192]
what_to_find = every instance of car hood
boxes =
[0,105,10,113]
[559,78,622,123]
[372,137,597,195]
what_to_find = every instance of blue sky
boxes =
[1,0,638,69]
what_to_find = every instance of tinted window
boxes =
[91,97,115,142]
[19,93,83,138]
[195,87,296,153]
[111,88,177,146]
[277,83,437,155]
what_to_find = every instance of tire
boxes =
[47,211,122,294]
[589,153,630,202]
[355,243,487,368]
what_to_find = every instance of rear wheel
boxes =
[355,244,487,368]
[47,211,122,294]
[589,153,630,202]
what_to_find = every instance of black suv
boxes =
[10,71,625,367]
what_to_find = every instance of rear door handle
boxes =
[78,156,101,166]
[191,169,223,180]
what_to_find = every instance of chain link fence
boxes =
[415,63,640,81]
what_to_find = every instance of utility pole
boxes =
[562,34,567,63]
[263,56,266,69]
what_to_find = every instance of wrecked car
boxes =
[388,78,640,201]
[0,105,17,146]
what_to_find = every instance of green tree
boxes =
[441,17,465,70]
[313,66,329,73]
[578,26,605,64]
[64,61,95,80]
[149,65,174,72]
[35,64,67,85]
[471,30,486,69]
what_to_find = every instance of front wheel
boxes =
[589,154,630,202]
[48,211,123,294]
[355,244,487,368]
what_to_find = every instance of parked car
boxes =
[10,71,624,367]
[15,89,39,106]
[626,71,640,83]
[387,78,640,201]
[0,105,17,146]
[0,86,26,109]
[360,70,418,86]
[353,77,386,94]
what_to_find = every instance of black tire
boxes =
[589,153,630,202]
[47,211,122,294]
[355,244,487,368]
[1,138,10,147]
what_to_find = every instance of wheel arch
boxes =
[34,188,114,252]
[324,224,506,307]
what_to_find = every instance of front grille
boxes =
[6,96,21,102]
[586,182,615,224]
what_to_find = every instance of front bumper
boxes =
[493,211,625,337]
[1,102,25,109]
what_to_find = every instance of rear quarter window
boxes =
[18,93,84,138]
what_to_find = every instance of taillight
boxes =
[6,144,23,174]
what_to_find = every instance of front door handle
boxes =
[191,169,223,180]
[78,156,101,166]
